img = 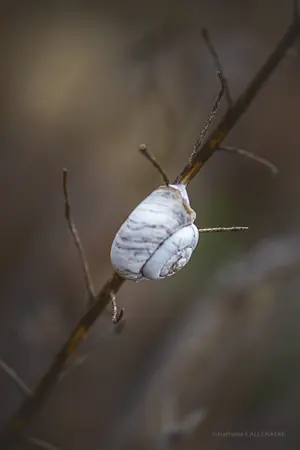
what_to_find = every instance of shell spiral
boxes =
[110,184,199,280]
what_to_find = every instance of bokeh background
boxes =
[1,0,300,449]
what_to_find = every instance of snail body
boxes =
[110,184,199,281]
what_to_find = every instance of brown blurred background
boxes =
[0,0,300,449]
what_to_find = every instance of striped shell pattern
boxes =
[110,184,199,280]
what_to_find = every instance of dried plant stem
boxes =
[63,169,95,304]
[191,71,225,160]
[1,13,299,450]
[199,226,248,233]
[202,28,233,107]
[175,16,300,185]
[0,171,124,448]
[139,144,170,185]
[218,146,279,175]
[1,272,124,447]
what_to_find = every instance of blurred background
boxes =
[0,0,300,449]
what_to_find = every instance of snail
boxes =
[110,142,276,281]
[110,183,199,281]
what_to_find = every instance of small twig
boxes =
[27,435,61,450]
[139,144,170,185]
[63,169,95,304]
[0,359,32,397]
[176,16,300,185]
[191,28,232,160]
[218,146,279,175]
[191,71,225,160]
[199,226,248,233]
[111,292,124,325]
[202,28,233,107]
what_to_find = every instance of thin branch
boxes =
[0,359,32,397]
[139,144,170,185]
[191,71,225,160]
[218,146,279,175]
[63,169,95,304]
[175,16,300,185]
[190,28,233,160]
[0,272,125,447]
[199,226,248,233]
[1,13,300,450]
[202,28,233,107]
[27,435,62,450]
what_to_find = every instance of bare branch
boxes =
[175,16,300,185]
[63,169,95,305]
[0,172,125,447]
[199,226,248,233]
[1,13,299,450]
[202,28,233,107]
[27,435,61,450]
[139,144,170,185]
[218,146,279,175]
[0,272,125,447]
[0,359,32,397]
[191,71,225,160]
[186,28,234,162]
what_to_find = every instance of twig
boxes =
[199,226,248,233]
[139,144,170,185]
[218,146,279,175]
[27,435,62,450]
[1,13,299,450]
[189,28,234,162]
[175,16,300,185]
[63,169,95,304]
[202,28,233,107]
[0,272,125,447]
[0,359,32,396]
[191,71,225,160]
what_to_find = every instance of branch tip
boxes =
[139,144,170,185]
[199,226,249,233]
[62,168,95,304]
[218,146,279,175]
[202,27,233,107]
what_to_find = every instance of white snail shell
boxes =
[110,184,199,280]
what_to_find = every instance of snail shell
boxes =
[110,184,199,280]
